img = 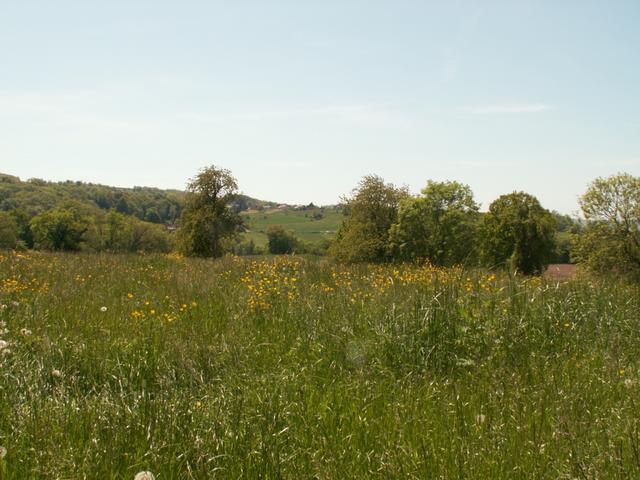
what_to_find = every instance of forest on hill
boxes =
[0,169,579,263]
[0,172,280,254]
[2,167,637,282]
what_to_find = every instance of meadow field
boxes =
[241,207,341,247]
[0,251,639,479]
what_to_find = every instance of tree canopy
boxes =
[177,166,243,257]
[266,225,299,254]
[30,207,91,251]
[480,192,556,275]
[388,181,479,265]
[0,212,19,249]
[330,175,408,263]
[574,173,640,278]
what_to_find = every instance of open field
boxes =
[1,251,639,478]
[241,207,342,247]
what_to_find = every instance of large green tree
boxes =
[330,175,408,263]
[388,180,479,265]
[573,173,640,279]
[266,225,298,254]
[480,192,556,275]
[0,212,19,249]
[177,166,243,257]
[30,207,91,251]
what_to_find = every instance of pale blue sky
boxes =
[1,1,638,213]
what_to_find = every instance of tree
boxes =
[30,207,90,251]
[0,212,19,249]
[388,180,479,265]
[177,166,243,257]
[266,225,298,254]
[9,209,34,248]
[102,210,133,252]
[573,173,640,279]
[129,221,172,253]
[480,192,556,275]
[330,175,408,263]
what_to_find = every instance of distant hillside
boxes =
[0,172,339,249]
[241,205,342,247]
[0,173,279,225]
[0,173,185,224]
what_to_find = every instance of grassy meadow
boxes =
[0,250,640,478]
[241,207,341,247]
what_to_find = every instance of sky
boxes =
[1,0,639,214]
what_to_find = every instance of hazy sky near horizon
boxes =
[1,1,639,214]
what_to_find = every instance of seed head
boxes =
[134,471,155,480]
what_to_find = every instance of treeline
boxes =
[0,172,273,254]
[257,176,578,270]
[0,201,172,253]
[326,173,639,279]
[0,173,184,224]
[255,172,637,279]
[328,176,563,274]
[2,168,639,281]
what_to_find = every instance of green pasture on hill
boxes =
[240,207,342,246]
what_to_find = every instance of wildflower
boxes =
[134,471,155,480]
[20,327,32,337]
[0,445,6,459]
[619,369,626,376]
[0,340,8,351]
[624,378,635,388]
[51,369,62,379]
[0,304,6,310]
[100,306,107,312]
[127,293,134,299]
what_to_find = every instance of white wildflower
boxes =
[134,471,155,480]
[51,369,62,379]
[20,327,32,337]
[100,306,108,312]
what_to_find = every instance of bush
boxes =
[267,225,298,254]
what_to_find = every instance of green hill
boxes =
[0,172,340,249]
[0,173,185,224]
[241,206,342,247]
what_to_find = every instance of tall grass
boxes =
[0,251,639,478]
